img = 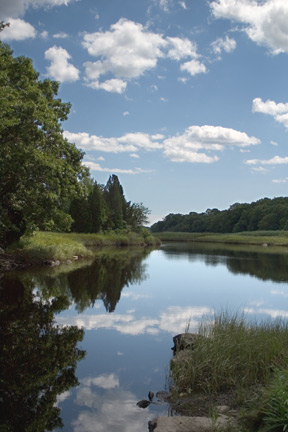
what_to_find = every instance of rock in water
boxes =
[137,400,151,409]
[148,391,154,401]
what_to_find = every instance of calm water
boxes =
[2,242,288,432]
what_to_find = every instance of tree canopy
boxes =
[69,175,150,233]
[0,41,89,247]
[151,197,288,233]
[0,40,151,247]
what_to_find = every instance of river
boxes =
[1,242,288,431]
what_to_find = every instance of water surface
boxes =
[2,243,288,431]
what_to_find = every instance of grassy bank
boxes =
[15,229,160,263]
[153,231,288,247]
[170,312,288,431]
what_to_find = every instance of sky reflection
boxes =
[57,305,213,335]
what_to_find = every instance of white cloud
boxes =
[82,18,167,89]
[164,125,260,163]
[0,0,75,19]
[166,36,198,60]
[83,162,153,175]
[270,140,278,146]
[273,177,288,183]
[180,59,207,76]
[179,1,187,9]
[246,155,288,165]
[253,97,288,129]
[64,131,164,153]
[156,0,173,12]
[123,111,130,116]
[40,30,48,39]
[45,46,80,82]
[211,35,237,55]
[0,18,36,40]
[210,0,288,54]
[82,18,206,91]
[86,78,127,94]
[53,31,68,39]
[130,153,140,159]
[252,97,288,116]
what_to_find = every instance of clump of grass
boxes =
[171,312,288,395]
[19,231,92,261]
[261,368,288,432]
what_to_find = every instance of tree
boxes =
[125,201,151,228]
[0,41,89,247]
[88,182,107,233]
[103,175,126,229]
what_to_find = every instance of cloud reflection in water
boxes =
[57,305,213,335]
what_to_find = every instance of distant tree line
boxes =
[69,174,150,233]
[151,197,288,233]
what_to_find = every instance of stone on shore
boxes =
[150,413,234,432]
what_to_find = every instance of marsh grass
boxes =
[171,312,288,395]
[171,312,288,430]
[18,231,92,261]
[17,229,160,262]
[154,231,288,247]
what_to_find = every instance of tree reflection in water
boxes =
[0,276,86,432]
[33,249,150,313]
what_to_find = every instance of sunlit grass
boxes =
[171,312,288,395]
[170,312,288,431]
[153,231,288,247]
[18,229,160,262]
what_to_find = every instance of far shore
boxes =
[152,230,288,248]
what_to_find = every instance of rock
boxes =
[136,400,151,408]
[65,260,72,265]
[152,415,234,432]
[148,391,154,401]
[172,333,202,355]
[216,405,230,414]
[73,255,78,260]
[155,391,171,402]
[44,260,60,267]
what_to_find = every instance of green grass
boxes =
[153,231,288,247]
[17,229,160,262]
[170,312,288,431]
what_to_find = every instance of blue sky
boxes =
[1,0,288,224]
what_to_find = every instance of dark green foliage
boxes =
[151,197,288,233]
[103,174,126,229]
[69,175,149,233]
[0,41,89,247]
[0,276,85,431]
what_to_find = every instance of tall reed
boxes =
[171,312,288,395]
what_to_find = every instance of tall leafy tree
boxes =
[0,41,89,247]
[88,181,107,233]
[103,175,126,229]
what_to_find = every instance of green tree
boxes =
[103,175,126,229]
[88,182,107,233]
[0,41,89,247]
[125,201,151,228]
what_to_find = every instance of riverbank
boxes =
[158,313,288,432]
[0,230,161,271]
[153,230,288,247]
